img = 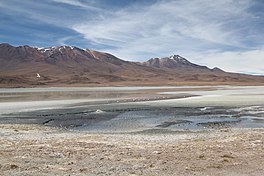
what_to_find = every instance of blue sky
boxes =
[1,0,264,74]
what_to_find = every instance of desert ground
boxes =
[0,86,264,176]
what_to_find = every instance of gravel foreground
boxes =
[0,124,263,176]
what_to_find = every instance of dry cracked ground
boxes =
[0,124,264,176]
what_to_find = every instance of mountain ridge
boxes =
[1,43,264,87]
[142,55,210,70]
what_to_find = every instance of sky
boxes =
[0,0,264,74]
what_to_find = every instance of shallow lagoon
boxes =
[0,86,264,133]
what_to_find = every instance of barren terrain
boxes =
[0,124,263,176]
[0,86,264,176]
[1,44,264,88]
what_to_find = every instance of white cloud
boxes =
[52,0,101,11]
[195,49,264,75]
[0,0,103,27]
[56,36,74,45]
[70,0,264,74]
[52,0,88,8]
[72,0,256,60]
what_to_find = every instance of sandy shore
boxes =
[0,124,263,176]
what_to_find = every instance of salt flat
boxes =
[2,86,264,113]
[137,86,264,107]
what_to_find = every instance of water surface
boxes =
[0,86,263,133]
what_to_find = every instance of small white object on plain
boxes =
[95,109,104,113]
[36,73,41,78]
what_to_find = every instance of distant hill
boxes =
[1,43,264,87]
[142,55,212,70]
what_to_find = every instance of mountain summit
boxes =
[142,55,208,70]
[0,43,264,87]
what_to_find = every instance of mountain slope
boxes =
[142,55,208,70]
[1,43,264,87]
[0,44,164,85]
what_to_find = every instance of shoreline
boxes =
[2,80,264,88]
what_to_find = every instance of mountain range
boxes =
[1,43,264,87]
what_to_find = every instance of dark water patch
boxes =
[196,120,242,129]
[156,120,193,128]
[131,128,198,135]
[0,105,264,132]
[42,118,54,125]
[252,118,264,123]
